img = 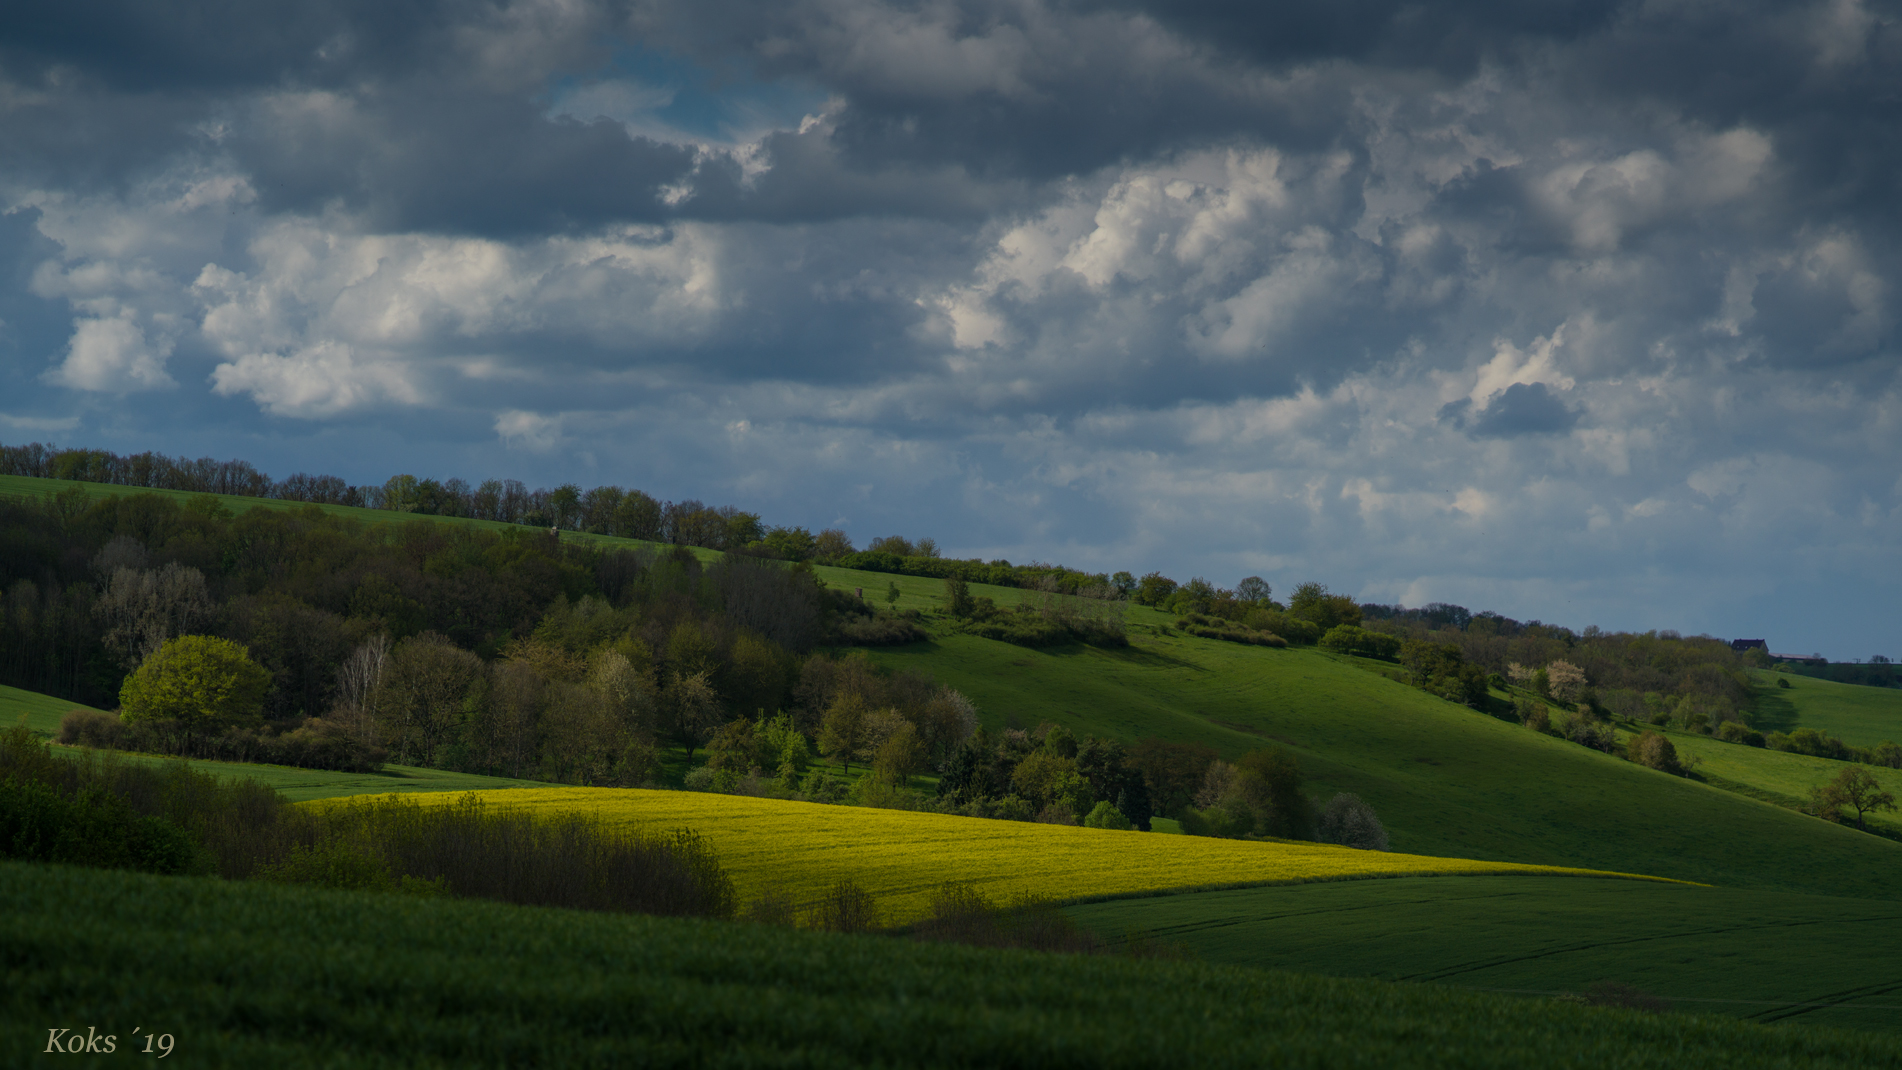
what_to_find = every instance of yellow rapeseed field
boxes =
[333,788,1663,924]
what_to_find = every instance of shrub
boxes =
[1316,793,1389,851]
[912,884,1104,954]
[1512,695,1549,731]
[259,839,446,897]
[57,708,386,773]
[799,769,850,804]
[1083,801,1132,830]
[740,888,799,926]
[303,793,736,918]
[1565,719,1617,754]
[1628,731,1683,775]
[1319,625,1400,659]
[1768,727,1855,761]
[0,725,303,880]
[1714,722,1765,748]
[829,613,929,646]
[57,709,131,749]
[1178,614,1287,648]
[0,778,202,875]
[808,879,879,933]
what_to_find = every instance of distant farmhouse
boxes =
[1731,638,1826,665]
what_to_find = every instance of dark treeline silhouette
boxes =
[0,440,771,553]
[0,440,1129,587]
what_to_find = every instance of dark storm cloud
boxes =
[1466,383,1579,437]
[1092,0,1625,73]
[5,0,1902,657]
[230,90,698,235]
[0,0,570,92]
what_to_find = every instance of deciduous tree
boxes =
[119,634,270,753]
[1811,766,1897,829]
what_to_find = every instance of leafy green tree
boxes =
[705,718,762,774]
[817,692,870,774]
[1083,801,1132,830]
[1236,747,1315,840]
[663,671,725,764]
[374,632,483,766]
[812,529,855,560]
[886,580,901,605]
[1234,576,1271,604]
[1109,571,1137,597]
[1162,577,1217,615]
[1628,731,1683,775]
[763,526,818,561]
[1288,582,1362,632]
[943,573,975,617]
[1132,572,1177,607]
[1316,793,1388,850]
[547,484,583,530]
[381,473,419,513]
[723,511,765,549]
[1811,766,1897,830]
[119,635,271,754]
[870,721,926,786]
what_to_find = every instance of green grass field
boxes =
[13,469,1902,1048]
[862,635,1902,900]
[0,682,105,737]
[6,860,1900,1068]
[1064,876,1902,1037]
[1651,728,1902,833]
[1752,670,1902,749]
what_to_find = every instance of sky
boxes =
[0,0,1897,658]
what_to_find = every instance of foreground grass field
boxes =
[6,860,1898,1069]
[359,787,1648,925]
[864,636,1902,900]
[1753,670,1902,749]
[1065,876,1902,1037]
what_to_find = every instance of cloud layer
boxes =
[3,0,1898,656]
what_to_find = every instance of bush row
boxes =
[0,726,735,918]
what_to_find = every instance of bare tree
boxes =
[95,562,213,669]
[334,634,392,741]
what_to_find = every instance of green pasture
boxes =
[1065,876,1902,1037]
[1752,670,1902,749]
[1650,728,1902,831]
[862,635,1902,899]
[6,861,1900,1068]
[0,682,105,737]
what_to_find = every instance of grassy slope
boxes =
[10,476,1901,891]
[0,682,105,737]
[1752,669,1902,748]
[1064,876,1902,1037]
[6,860,1899,1069]
[370,786,1651,926]
[863,636,1902,900]
[1644,727,1902,833]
